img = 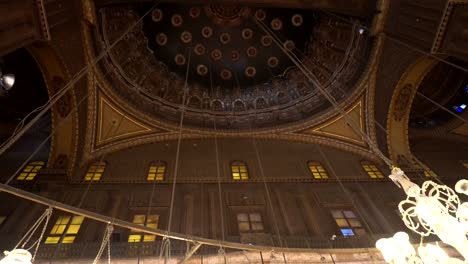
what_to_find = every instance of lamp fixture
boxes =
[0,70,15,91]
[376,168,468,263]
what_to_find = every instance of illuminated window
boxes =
[85,161,106,181]
[147,161,166,181]
[462,162,468,169]
[45,215,84,244]
[0,216,6,225]
[331,209,365,236]
[231,161,249,180]
[237,213,264,232]
[17,161,44,181]
[128,214,159,242]
[307,161,329,179]
[424,170,437,178]
[361,162,384,179]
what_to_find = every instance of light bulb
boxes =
[455,179,468,195]
[418,244,449,263]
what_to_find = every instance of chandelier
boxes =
[376,167,468,263]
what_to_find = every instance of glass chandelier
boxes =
[376,167,468,263]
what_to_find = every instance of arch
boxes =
[386,57,439,166]
[27,44,77,173]
[233,100,246,112]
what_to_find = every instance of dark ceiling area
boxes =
[0,48,49,124]
[410,58,468,129]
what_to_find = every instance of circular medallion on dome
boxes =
[152,9,163,22]
[201,26,213,38]
[246,46,258,58]
[197,64,208,76]
[292,14,303,26]
[189,7,200,18]
[242,28,253,40]
[284,40,295,51]
[174,54,186,65]
[180,31,192,43]
[211,49,222,61]
[271,18,283,30]
[261,35,272,47]
[156,33,167,46]
[231,50,240,61]
[220,69,232,80]
[194,44,206,55]
[219,33,231,44]
[171,14,183,27]
[267,57,279,68]
[255,9,266,21]
[245,66,256,77]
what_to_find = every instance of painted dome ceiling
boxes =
[95,3,372,129]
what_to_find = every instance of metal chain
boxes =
[93,224,113,264]
[31,207,53,262]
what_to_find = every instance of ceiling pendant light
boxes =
[0,70,15,91]
[0,249,32,264]
[376,167,468,263]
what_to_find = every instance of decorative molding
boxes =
[431,0,468,54]
[96,95,155,146]
[27,45,77,174]
[297,98,366,146]
[386,57,439,164]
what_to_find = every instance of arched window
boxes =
[307,161,329,179]
[361,161,384,179]
[231,161,249,180]
[85,161,106,181]
[147,161,166,181]
[45,215,84,244]
[17,161,44,181]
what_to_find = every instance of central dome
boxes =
[144,4,310,89]
[98,3,372,129]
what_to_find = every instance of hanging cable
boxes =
[161,45,192,263]
[4,93,90,185]
[93,224,113,264]
[210,60,227,262]
[0,2,160,158]
[77,112,125,209]
[253,17,394,169]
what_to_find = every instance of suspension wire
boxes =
[253,18,394,169]
[315,145,377,245]
[161,46,192,262]
[0,2,160,158]
[4,92,89,185]
[245,67,288,250]
[77,112,125,209]
[211,63,226,245]
[321,10,468,127]
[93,224,114,264]
[250,135,288,264]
